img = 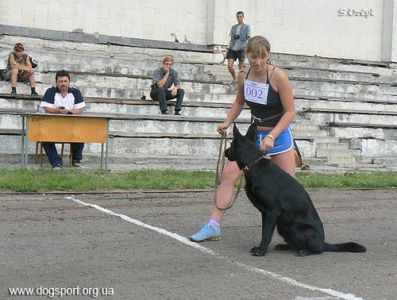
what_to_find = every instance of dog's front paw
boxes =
[250,246,267,256]
[296,249,309,257]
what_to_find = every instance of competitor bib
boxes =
[244,79,269,105]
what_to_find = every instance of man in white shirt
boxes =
[40,70,86,169]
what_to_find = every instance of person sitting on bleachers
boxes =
[40,70,86,169]
[5,43,38,95]
[150,56,184,115]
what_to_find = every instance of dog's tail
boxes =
[323,242,366,253]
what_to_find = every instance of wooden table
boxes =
[21,113,109,170]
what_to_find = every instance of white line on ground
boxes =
[66,196,364,300]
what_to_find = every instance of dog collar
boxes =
[242,155,270,173]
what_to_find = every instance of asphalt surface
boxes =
[1,188,396,300]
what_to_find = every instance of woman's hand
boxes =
[217,122,229,135]
[261,135,274,152]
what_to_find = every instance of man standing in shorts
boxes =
[226,11,251,81]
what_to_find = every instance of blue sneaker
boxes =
[190,223,221,242]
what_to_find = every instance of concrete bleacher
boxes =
[1,34,396,172]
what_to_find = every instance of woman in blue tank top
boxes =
[190,36,296,242]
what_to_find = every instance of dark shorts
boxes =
[5,70,30,82]
[226,49,245,61]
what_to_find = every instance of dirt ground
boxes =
[1,188,396,300]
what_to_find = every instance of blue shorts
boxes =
[256,126,293,156]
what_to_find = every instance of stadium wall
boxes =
[0,0,395,62]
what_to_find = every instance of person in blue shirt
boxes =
[40,70,86,169]
[226,11,251,81]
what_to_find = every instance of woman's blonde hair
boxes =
[246,36,271,58]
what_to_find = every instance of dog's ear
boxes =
[246,123,257,141]
[233,123,242,138]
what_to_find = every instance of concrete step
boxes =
[0,133,227,158]
[304,111,396,128]
[24,44,397,89]
[0,95,317,125]
[269,53,395,76]
[8,135,394,172]
[33,72,229,93]
[287,69,397,85]
[0,94,313,121]
[2,97,394,170]
[296,99,397,115]
[1,124,394,172]
[316,148,361,158]
[34,71,397,101]
[296,94,397,105]
[325,160,393,171]
[3,35,397,105]
[0,111,322,141]
[3,76,397,106]
[349,137,397,158]
[291,122,325,131]
[0,152,219,171]
[294,140,315,158]
[326,156,358,166]
[372,157,397,165]
[0,112,252,134]
[292,128,329,138]
[0,35,223,65]
[311,136,341,143]
[0,131,312,162]
[0,81,237,103]
[301,157,328,166]
[205,63,397,85]
[331,127,397,140]
[293,81,397,102]
[4,34,396,80]
[0,94,240,118]
[6,36,395,88]
[37,61,215,83]
[9,94,394,130]
[315,142,351,151]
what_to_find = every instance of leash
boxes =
[213,132,244,211]
[241,155,269,173]
[251,112,283,124]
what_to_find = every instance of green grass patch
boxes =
[0,168,395,192]
[297,171,397,188]
[0,168,215,192]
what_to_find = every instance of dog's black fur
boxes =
[225,124,366,256]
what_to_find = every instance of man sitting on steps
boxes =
[150,56,185,115]
[5,43,38,95]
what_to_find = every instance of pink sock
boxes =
[209,218,220,228]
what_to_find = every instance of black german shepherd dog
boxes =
[225,124,366,256]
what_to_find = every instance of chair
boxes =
[35,104,65,165]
